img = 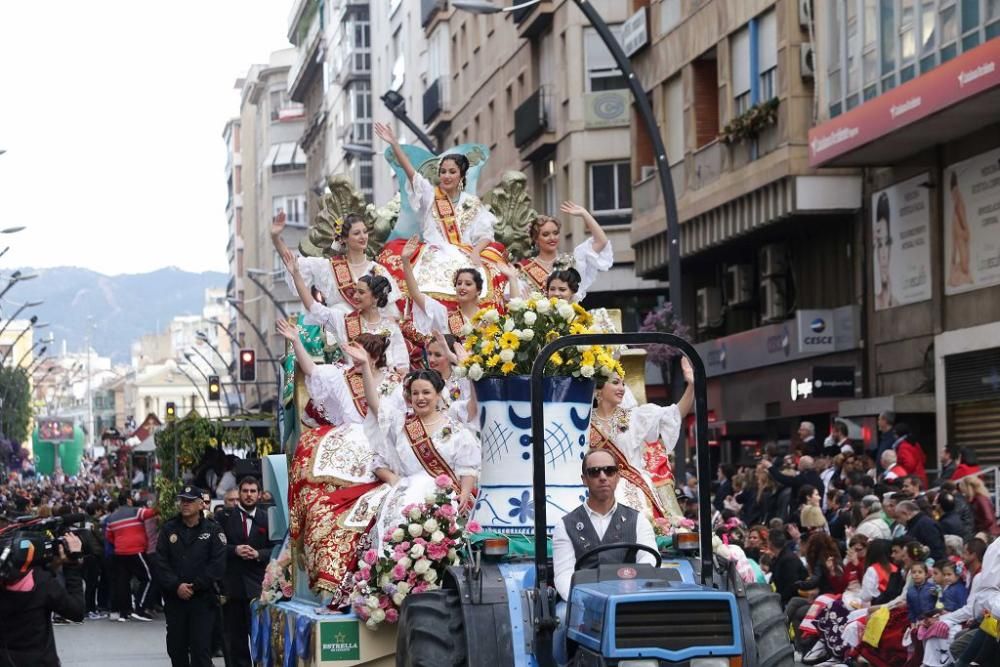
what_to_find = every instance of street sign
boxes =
[812,366,856,398]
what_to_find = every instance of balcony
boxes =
[336,46,371,84]
[288,10,324,102]
[421,0,441,28]
[514,86,555,159]
[423,77,447,125]
[513,0,554,39]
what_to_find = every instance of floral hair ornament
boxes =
[552,254,577,272]
[329,217,346,253]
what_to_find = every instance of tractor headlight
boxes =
[690,659,731,667]
[618,661,659,667]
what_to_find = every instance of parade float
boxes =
[253,145,653,667]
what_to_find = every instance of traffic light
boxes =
[165,402,176,421]
[208,375,220,401]
[239,348,256,382]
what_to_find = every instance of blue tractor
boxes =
[394,333,795,667]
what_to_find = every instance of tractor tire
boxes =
[396,589,467,667]
[746,583,796,667]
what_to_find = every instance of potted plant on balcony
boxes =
[454,294,624,533]
[720,97,780,145]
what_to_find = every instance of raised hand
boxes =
[276,319,298,341]
[402,236,421,263]
[374,122,397,146]
[559,201,588,218]
[343,342,371,366]
[271,210,287,237]
[280,248,300,275]
[681,356,694,384]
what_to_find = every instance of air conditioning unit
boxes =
[760,277,787,323]
[759,243,788,278]
[696,287,722,330]
[725,264,754,306]
[640,165,657,180]
[798,0,813,28]
[801,42,815,80]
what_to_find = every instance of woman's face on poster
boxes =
[874,216,891,279]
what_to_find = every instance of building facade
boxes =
[625,0,865,461]
[809,1,1000,466]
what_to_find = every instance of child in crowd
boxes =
[906,561,939,624]
[937,559,968,612]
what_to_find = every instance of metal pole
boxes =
[0,321,38,366]
[227,301,282,438]
[189,346,234,415]
[208,319,256,409]
[246,271,289,320]
[197,332,245,413]
[175,363,212,417]
[85,320,94,453]
[183,353,217,417]
[379,93,437,152]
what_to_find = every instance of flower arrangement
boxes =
[260,548,295,605]
[329,217,346,253]
[720,97,780,145]
[453,292,625,380]
[349,475,479,629]
[652,514,696,538]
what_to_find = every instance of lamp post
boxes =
[246,269,289,320]
[207,318,258,410]
[226,300,282,433]
[14,342,45,369]
[0,226,25,234]
[197,329,245,412]
[183,350,226,417]
[380,90,438,152]
[0,272,37,302]
[174,361,212,417]
[0,301,42,342]
[0,317,45,366]
[188,344,234,414]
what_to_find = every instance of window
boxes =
[989,0,1000,38]
[660,0,681,35]
[584,25,627,92]
[589,161,632,225]
[693,53,719,148]
[359,157,373,199]
[349,81,372,143]
[665,75,684,164]
[273,195,307,227]
[269,88,290,121]
[757,10,777,101]
[862,0,878,87]
[940,0,959,61]
[542,159,557,216]
[731,26,751,115]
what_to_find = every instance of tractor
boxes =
[394,332,795,667]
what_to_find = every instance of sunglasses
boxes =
[585,465,619,479]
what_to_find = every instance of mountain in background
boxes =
[2,266,228,364]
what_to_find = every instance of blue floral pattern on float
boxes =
[472,375,595,534]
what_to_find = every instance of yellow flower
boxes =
[499,332,520,350]
[481,339,495,355]
[471,308,487,324]
[581,351,596,367]
[463,335,478,350]
[572,302,587,316]
[486,354,501,368]
[550,352,563,366]
[527,299,537,310]
[500,361,516,374]
[545,330,560,343]
[569,323,588,335]
[483,324,501,338]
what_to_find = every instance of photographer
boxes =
[0,532,86,666]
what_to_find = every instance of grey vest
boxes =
[561,503,639,571]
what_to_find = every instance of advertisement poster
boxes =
[944,146,1000,295]
[872,173,932,310]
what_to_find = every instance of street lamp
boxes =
[226,299,283,439]
[0,273,37,302]
[246,268,290,320]
[0,300,42,340]
[380,90,438,152]
[0,316,42,366]
[14,341,45,369]
[197,328,246,412]
[0,227,25,234]
[173,360,212,417]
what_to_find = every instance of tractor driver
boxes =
[552,448,659,600]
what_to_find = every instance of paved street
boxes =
[54,617,224,667]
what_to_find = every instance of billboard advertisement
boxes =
[944,146,1000,295]
[872,173,932,310]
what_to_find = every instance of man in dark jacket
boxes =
[768,528,807,606]
[223,476,276,667]
[898,500,945,561]
[0,533,85,667]
[766,456,825,521]
[870,410,896,474]
[940,480,976,538]
[937,492,971,540]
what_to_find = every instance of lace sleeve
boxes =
[632,403,682,451]
[387,324,410,370]
[467,199,497,245]
[450,424,482,478]
[412,297,449,336]
[405,173,435,233]
[572,237,614,301]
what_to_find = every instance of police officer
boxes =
[154,485,226,667]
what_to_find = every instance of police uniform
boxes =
[154,485,227,667]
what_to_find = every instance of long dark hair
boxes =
[439,153,470,188]
[866,539,893,569]
[355,332,389,369]
[404,368,445,395]
[454,268,484,291]
[358,273,392,308]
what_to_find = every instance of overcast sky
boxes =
[0,1,291,276]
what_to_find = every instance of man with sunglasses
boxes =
[552,449,658,601]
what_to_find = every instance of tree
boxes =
[0,366,33,444]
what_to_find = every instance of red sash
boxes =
[330,257,360,308]
[518,259,550,291]
[447,309,466,337]
[403,413,460,491]
[344,310,363,342]
[590,422,664,519]
[345,369,368,418]
[433,188,507,266]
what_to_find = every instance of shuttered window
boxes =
[946,346,1000,466]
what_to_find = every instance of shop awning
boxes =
[837,393,936,418]
[266,142,306,171]
[809,38,1000,168]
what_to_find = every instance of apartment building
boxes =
[809,1,1000,466]
[625,0,864,459]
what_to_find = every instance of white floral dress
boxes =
[307,302,410,371]
[516,238,614,301]
[287,256,402,317]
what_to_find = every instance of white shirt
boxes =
[551,501,658,601]
[943,538,1000,626]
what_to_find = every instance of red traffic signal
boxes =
[239,348,256,382]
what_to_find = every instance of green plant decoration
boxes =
[720,97,780,145]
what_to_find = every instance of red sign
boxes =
[617,567,638,580]
[809,38,1000,166]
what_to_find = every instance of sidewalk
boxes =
[54,616,224,666]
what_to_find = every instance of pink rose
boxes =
[355,605,369,620]
[379,596,391,609]
[413,582,427,594]
[400,541,411,550]
[385,608,399,623]
[391,564,407,579]
[426,542,449,560]
[434,474,453,489]
[363,550,377,565]
[466,520,482,533]
[414,537,426,546]
[437,504,456,518]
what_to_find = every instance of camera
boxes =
[0,514,87,584]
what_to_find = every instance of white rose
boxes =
[557,303,575,321]
[423,569,438,584]
[508,298,526,312]
[396,581,410,595]
[534,299,550,314]
[408,507,422,521]
[423,518,439,533]
[600,365,614,377]
[431,530,446,543]
[391,528,406,542]
[398,556,412,569]
[453,365,468,379]
[468,363,484,381]
[407,523,423,538]
[426,494,438,504]
[447,548,458,560]
[483,308,500,323]
[580,365,596,378]
[366,618,379,629]
[460,323,474,337]
[379,573,391,587]
[517,329,534,342]
[413,558,431,574]
[370,608,386,623]
[499,348,515,363]
[366,595,380,610]
[523,311,537,325]
[392,592,407,606]
[409,543,425,558]
[503,318,515,332]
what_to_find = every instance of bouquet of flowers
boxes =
[259,547,294,605]
[453,292,625,380]
[349,475,479,629]
[652,514,696,538]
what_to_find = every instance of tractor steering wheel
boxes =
[573,543,663,571]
